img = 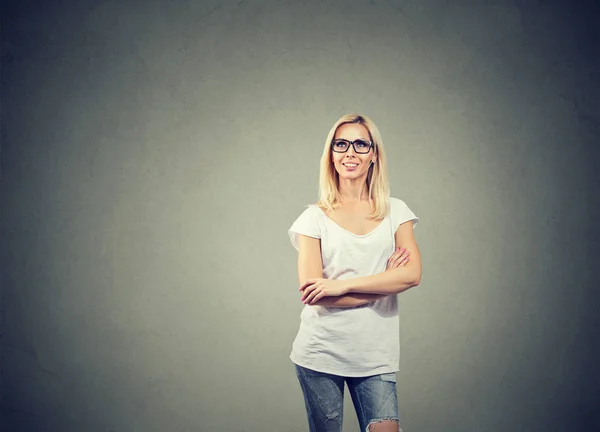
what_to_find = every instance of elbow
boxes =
[391,268,421,294]
[413,269,422,287]
[393,275,420,295]
[408,270,421,289]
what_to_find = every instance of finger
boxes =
[390,250,409,268]
[310,292,325,305]
[301,286,315,301]
[387,249,401,267]
[301,281,315,292]
[304,282,322,302]
[299,278,318,291]
[392,250,406,265]
[304,289,318,304]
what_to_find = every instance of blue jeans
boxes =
[295,364,402,432]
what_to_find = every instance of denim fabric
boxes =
[295,364,401,432]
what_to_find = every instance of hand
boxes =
[299,278,349,305]
[386,247,410,270]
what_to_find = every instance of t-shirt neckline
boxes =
[314,206,389,238]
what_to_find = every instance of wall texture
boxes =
[2,0,599,431]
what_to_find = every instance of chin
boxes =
[338,171,364,179]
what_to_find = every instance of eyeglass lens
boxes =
[332,139,371,153]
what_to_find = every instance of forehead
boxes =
[334,123,370,140]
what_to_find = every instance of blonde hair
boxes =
[316,114,391,219]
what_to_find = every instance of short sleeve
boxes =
[288,206,321,251]
[391,197,419,232]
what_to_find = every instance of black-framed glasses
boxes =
[331,139,373,154]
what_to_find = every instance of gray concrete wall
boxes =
[2,0,599,431]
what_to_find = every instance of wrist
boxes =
[343,279,355,294]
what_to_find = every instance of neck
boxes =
[338,179,370,203]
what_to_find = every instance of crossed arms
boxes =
[296,220,421,308]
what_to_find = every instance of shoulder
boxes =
[389,196,419,228]
[389,196,409,204]
[301,204,324,219]
[389,196,410,211]
[289,204,324,249]
[294,204,319,217]
[291,204,325,228]
[389,196,416,209]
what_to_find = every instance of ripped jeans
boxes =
[295,364,402,432]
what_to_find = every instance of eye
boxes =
[355,140,369,148]
[334,140,349,148]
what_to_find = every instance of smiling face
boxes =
[331,122,376,181]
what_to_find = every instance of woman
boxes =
[288,114,421,432]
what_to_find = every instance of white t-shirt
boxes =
[288,197,419,377]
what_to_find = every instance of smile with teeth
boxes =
[343,163,358,167]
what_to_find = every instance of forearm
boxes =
[345,266,421,295]
[313,293,387,308]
